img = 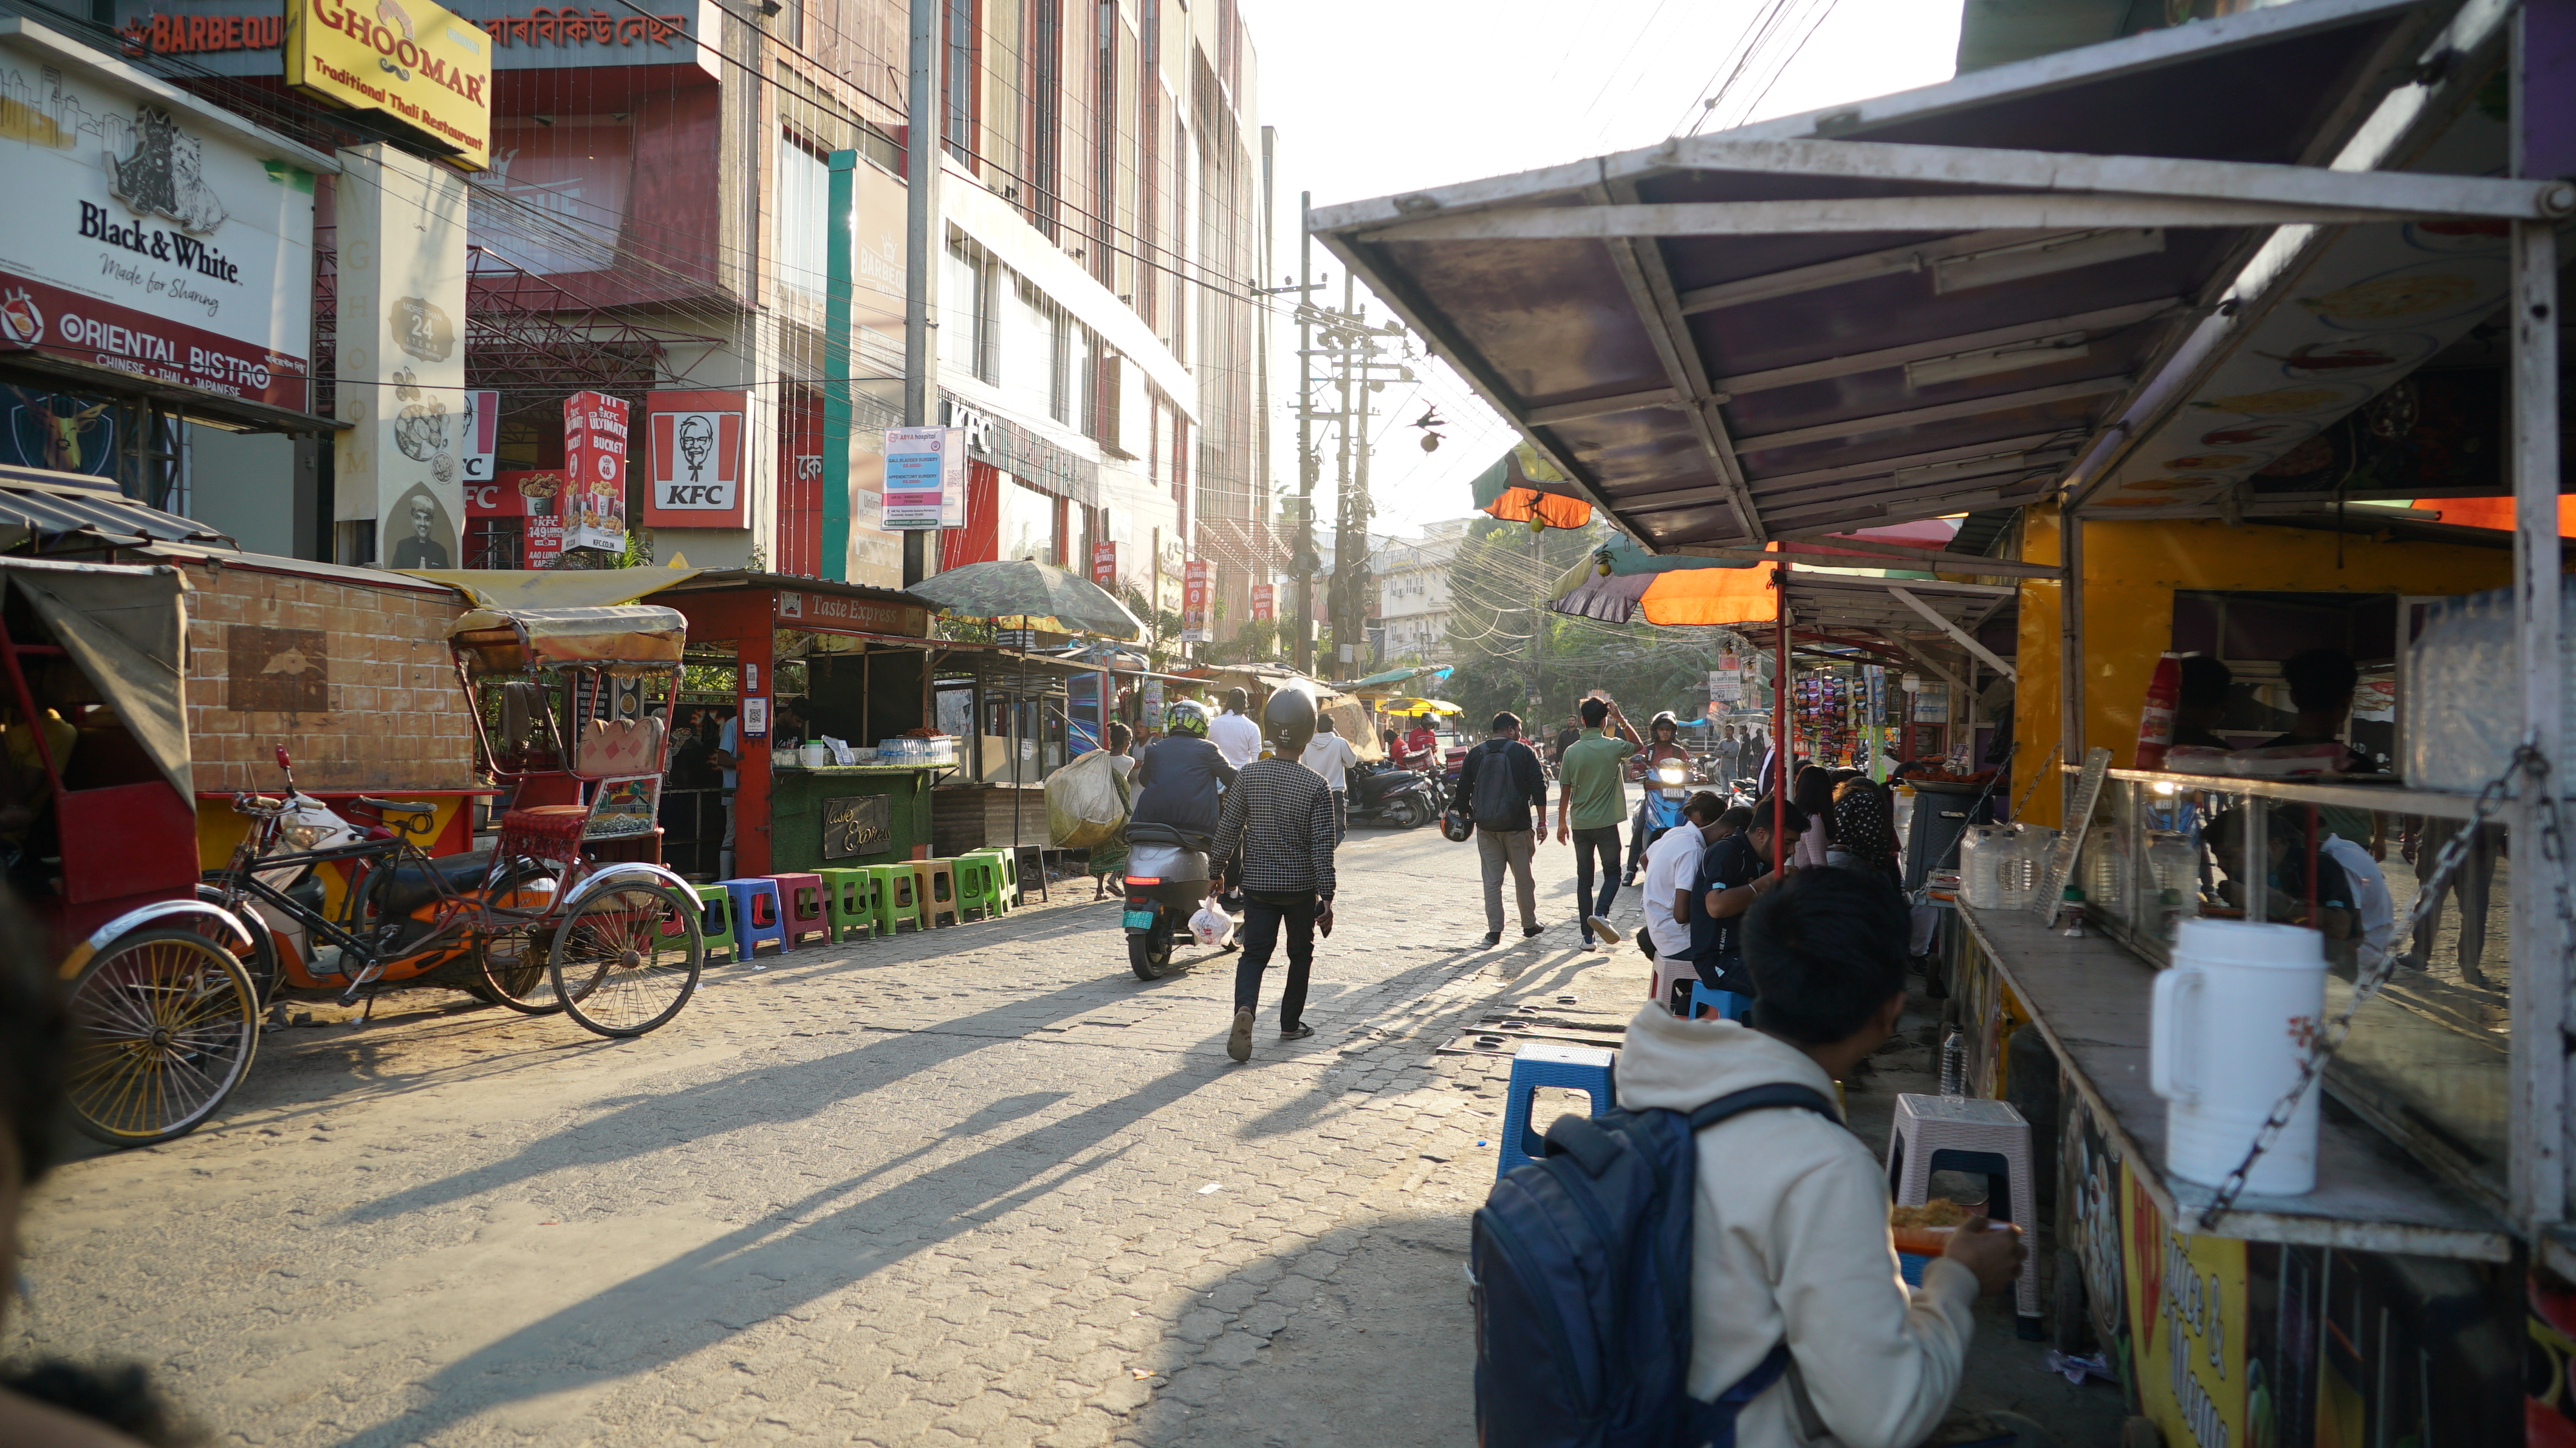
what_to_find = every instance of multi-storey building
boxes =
[2,0,1271,615]
[1365,517,1470,666]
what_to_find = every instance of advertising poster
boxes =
[0,51,320,412]
[1091,539,1117,590]
[641,389,745,527]
[882,425,955,530]
[561,389,628,553]
[332,143,468,570]
[1142,677,1165,733]
[284,0,493,168]
[2123,1172,2249,1448]
[459,389,497,482]
[1179,560,1211,643]
[465,468,563,568]
[1250,584,1274,621]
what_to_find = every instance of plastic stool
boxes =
[817,867,876,943]
[714,877,789,960]
[691,884,740,963]
[766,872,831,948]
[962,847,1018,911]
[1887,1093,2042,1331]
[910,860,961,928]
[952,854,1005,921]
[1690,983,1752,1022]
[864,863,923,933]
[1495,1042,1618,1180]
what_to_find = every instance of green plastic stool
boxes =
[863,862,925,934]
[691,883,741,963]
[961,847,1017,912]
[953,854,1005,921]
[817,867,875,943]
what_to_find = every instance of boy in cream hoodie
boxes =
[1614,867,2026,1448]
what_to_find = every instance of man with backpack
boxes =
[1454,711,1550,948]
[1473,867,2026,1448]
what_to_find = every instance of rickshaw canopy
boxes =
[452,605,689,674]
[0,555,192,805]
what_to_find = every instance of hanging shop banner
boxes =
[0,36,322,414]
[882,426,959,530]
[1179,561,1212,643]
[465,469,564,567]
[459,389,497,482]
[332,143,467,569]
[285,0,493,169]
[1911,683,1949,724]
[561,390,629,553]
[640,389,745,527]
[1091,539,1117,591]
[1251,584,1275,622]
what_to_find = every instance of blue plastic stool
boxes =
[714,877,789,961]
[1690,982,1753,1022]
[1495,1042,1617,1179]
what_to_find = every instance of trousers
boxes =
[1571,824,1622,925]
[1476,827,1538,933]
[1235,890,1316,1028]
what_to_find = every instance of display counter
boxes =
[766,762,946,871]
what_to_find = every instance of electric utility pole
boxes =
[900,0,940,588]
[1254,195,1326,675]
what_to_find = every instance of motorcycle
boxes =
[1346,759,1439,829]
[1637,756,1694,852]
[1121,822,1230,980]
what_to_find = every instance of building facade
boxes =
[1365,517,1470,666]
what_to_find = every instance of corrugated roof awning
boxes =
[0,465,235,549]
[1310,0,2566,550]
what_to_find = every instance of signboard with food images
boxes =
[561,389,629,553]
[2093,109,2516,513]
[465,469,565,567]
[284,0,493,169]
[0,33,325,414]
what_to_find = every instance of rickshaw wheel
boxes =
[63,929,261,1147]
[470,862,567,1014]
[548,883,702,1037]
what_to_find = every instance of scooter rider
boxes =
[1129,701,1236,842]
[1623,711,1695,886]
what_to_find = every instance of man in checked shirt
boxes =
[1212,687,1338,1062]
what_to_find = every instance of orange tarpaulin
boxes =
[1636,559,1780,627]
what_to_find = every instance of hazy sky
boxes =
[1238,0,1967,538]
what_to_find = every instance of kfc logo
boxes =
[642,391,748,527]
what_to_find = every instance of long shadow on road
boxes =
[338,976,1164,1224]
[339,1063,1219,1447]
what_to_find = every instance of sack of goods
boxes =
[1190,901,1236,951]
[1046,748,1129,848]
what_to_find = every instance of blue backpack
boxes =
[1471,1084,1841,1448]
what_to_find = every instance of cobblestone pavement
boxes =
[9,819,2126,1447]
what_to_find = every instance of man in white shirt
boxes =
[1211,687,1262,770]
[2318,832,2395,972]
[1640,791,1731,1014]
[1300,715,1360,845]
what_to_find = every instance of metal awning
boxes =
[0,465,234,550]
[1309,0,2567,550]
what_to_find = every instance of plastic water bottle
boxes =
[1939,1031,1964,1098]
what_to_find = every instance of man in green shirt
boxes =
[1555,695,1640,949]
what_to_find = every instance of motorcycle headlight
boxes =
[1655,764,1687,784]
[280,822,335,851]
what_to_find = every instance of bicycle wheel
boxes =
[470,863,565,1013]
[64,929,261,1146]
[548,882,702,1037]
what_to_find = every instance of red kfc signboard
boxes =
[1091,539,1117,590]
[561,391,631,553]
[642,389,748,528]
[465,470,567,569]
[1250,584,1274,621]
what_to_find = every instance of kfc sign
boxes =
[642,389,747,527]
[1250,584,1274,622]
[1091,539,1117,590]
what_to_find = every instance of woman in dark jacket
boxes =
[1828,776,1903,886]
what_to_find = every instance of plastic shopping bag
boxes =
[1190,900,1236,951]
[1046,748,1131,848]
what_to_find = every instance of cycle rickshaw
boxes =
[108,604,707,1147]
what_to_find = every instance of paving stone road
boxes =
[9,816,2125,1447]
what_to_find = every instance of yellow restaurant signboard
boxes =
[283,0,491,169]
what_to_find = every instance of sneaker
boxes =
[1279,1023,1315,1042]
[1482,931,1502,948]
[1621,870,1640,887]
[1587,916,1624,945]
[1521,924,1546,939]
[1227,1007,1254,1062]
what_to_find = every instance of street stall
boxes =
[1312,1,2574,1438]
[649,571,945,881]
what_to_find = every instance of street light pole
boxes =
[900,0,941,588]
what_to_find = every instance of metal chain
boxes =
[2196,743,2571,1227]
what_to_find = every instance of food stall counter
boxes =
[1956,900,2512,1263]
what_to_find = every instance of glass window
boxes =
[774,132,831,312]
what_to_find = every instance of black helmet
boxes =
[1165,700,1213,737]
[1651,711,1679,736]
[1262,687,1318,759]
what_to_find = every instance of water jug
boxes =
[2151,919,2326,1197]
[799,741,831,768]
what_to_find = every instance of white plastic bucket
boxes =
[2151,918,2327,1196]
[798,741,831,768]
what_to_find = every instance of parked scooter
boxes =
[1346,759,1439,829]
[1121,822,1231,979]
